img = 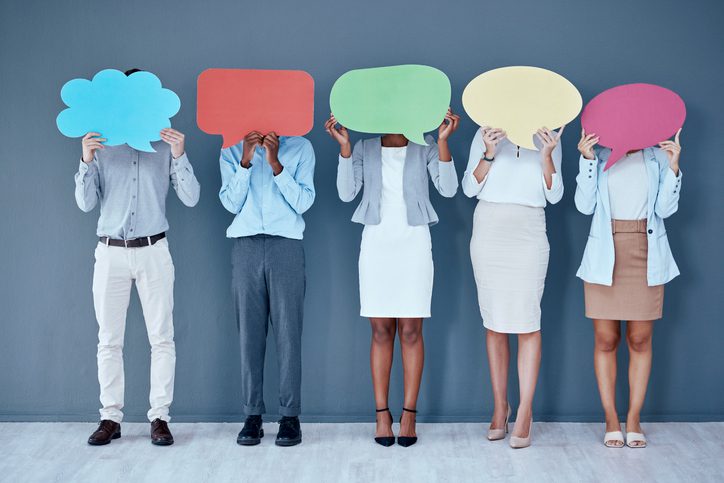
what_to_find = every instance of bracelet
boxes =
[482,155,495,162]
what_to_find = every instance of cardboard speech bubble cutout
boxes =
[581,83,686,170]
[329,65,451,146]
[462,66,582,150]
[56,69,180,152]
[197,69,314,148]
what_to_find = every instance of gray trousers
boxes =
[231,235,305,417]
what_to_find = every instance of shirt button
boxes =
[133,178,136,181]
[132,195,136,198]
[648,229,653,234]
[588,175,592,178]
[130,229,134,232]
[133,162,136,165]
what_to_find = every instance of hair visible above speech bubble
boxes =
[581,83,686,170]
[197,69,315,148]
[56,69,180,152]
[462,66,582,150]
[329,65,451,146]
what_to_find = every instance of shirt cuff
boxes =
[170,152,192,172]
[579,154,597,179]
[273,165,295,188]
[78,158,97,175]
[543,172,561,193]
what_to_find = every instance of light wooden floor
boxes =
[1,422,722,482]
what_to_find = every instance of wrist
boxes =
[340,143,352,158]
[484,149,495,159]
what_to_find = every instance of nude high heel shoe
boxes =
[509,416,533,449]
[487,405,512,441]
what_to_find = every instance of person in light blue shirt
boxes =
[219,131,315,447]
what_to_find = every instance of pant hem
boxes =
[279,407,301,417]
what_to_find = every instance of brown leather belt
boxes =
[99,232,166,248]
[611,219,647,234]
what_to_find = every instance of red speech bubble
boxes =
[197,69,314,148]
[581,83,685,170]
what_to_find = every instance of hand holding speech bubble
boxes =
[329,65,451,146]
[56,69,180,152]
[581,83,686,170]
[197,69,314,148]
[462,66,582,150]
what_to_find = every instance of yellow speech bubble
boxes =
[462,66,582,150]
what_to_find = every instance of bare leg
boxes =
[486,329,510,430]
[626,320,654,445]
[512,331,541,438]
[370,317,396,438]
[593,319,623,443]
[398,318,424,438]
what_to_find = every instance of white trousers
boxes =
[92,238,175,423]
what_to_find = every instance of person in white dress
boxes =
[462,125,565,449]
[325,109,460,447]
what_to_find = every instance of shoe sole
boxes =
[275,437,302,447]
[151,439,174,446]
[88,432,121,446]
[237,429,264,446]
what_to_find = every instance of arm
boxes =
[542,141,564,204]
[218,147,252,214]
[654,149,682,219]
[74,158,101,212]
[273,141,316,215]
[169,152,200,207]
[574,153,600,215]
[426,136,458,198]
[337,139,364,202]
[461,128,490,198]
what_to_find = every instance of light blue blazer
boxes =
[574,147,682,286]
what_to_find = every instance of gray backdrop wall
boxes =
[1,0,722,423]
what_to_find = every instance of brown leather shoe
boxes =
[88,420,121,445]
[151,418,174,446]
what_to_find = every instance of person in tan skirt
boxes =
[575,128,683,449]
[462,125,565,449]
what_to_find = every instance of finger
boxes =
[674,128,681,145]
[581,128,585,137]
[557,124,566,138]
[83,132,102,139]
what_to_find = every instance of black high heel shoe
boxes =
[397,407,418,447]
[374,408,395,447]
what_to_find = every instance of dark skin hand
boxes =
[262,132,283,176]
[240,131,263,168]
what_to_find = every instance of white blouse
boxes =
[607,150,649,220]
[462,128,564,207]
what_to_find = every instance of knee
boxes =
[399,325,422,345]
[595,333,620,353]
[372,326,395,345]
[627,333,652,353]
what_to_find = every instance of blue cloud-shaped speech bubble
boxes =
[56,69,180,152]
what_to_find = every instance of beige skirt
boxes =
[584,219,664,321]
[470,201,549,334]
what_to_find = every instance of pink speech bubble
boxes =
[581,83,685,170]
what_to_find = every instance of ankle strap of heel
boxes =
[402,407,417,414]
[376,408,390,413]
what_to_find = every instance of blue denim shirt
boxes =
[219,136,316,240]
[575,147,682,286]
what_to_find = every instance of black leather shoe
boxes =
[374,408,395,447]
[150,418,174,446]
[237,415,264,446]
[88,420,121,445]
[397,407,418,447]
[275,416,302,446]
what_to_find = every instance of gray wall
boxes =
[1,0,722,423]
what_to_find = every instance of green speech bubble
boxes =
[329,65,451,145]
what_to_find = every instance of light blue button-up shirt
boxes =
[219,136,316,240]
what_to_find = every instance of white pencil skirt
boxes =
[359,202,433,318]
[470,200,549,333]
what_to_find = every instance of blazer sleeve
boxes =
[574,151,601,215]
[653,148,682,219]
[542,141,564,204]
[461,128,487,198]
[337,139,364,202]
[425,135,458,198]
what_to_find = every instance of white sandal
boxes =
[626,432,647,448]
[604,431,625,448]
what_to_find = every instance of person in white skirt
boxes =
[462,125,565,448]
[325,109,460,447]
